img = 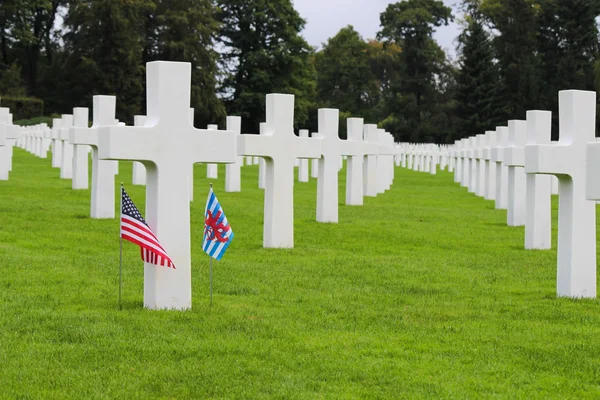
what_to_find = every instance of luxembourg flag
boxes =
[203,187,234,260]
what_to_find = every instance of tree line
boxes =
[1,0,599,142]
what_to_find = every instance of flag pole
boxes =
[209,182,213,307]
[119,182,124,310]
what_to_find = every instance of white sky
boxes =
[293,0,462,59]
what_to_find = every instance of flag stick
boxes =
[119,182,124,310]
[209,182,213,307]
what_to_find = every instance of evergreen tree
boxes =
[480,0,540,121]
[377,0,454,142]
[62,0,152,121]
[0,0,65,96]
[536,0,600,137]
[217,0,316,133]
[145,0,224,127]
[314,26,380,127]
[454,14,499,140]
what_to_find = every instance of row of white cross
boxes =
[399,90,599,301]
[0,60,405,310]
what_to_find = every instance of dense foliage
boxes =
[1,0,599,140]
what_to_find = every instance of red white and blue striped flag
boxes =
[203,187,233,260]
[121,187,175,269]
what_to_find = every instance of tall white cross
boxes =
[316,109,359,222]
[258,122,267,189]
[132,116,148,185]
[72,108,90,190]
[298,129,310,182]
[206,123,219,179]
[60,114,74,179]
[98,61,237,309]
[71,96,119,219]
[238,93,321,247]
[482,131,496,201]
[468,137,477,193]
[51,118,62,168]
[524,110,552,250]
[526,90,596,298]
[491,127,509,210]
[475,134,487,197]
[225,116,242,192]
[363,124,379,197]
[453,140,462,184]
[504,120,527,226]
[310,132,321,179]
[346,118,377,206]
[0,112,7,180]
[460,138,470,188]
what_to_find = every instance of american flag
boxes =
[121,187,175,269]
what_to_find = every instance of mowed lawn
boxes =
[2,148,600,399]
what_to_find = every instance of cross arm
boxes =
[98,125,158,161]
[293,137,322,159]
[339,139,360,156]
[190,129,237,164]
[6,124,21,140]
[71,127,98,147]
[238,134,269,158]
[0,124,6,146]
[525,143,569,175]
[586,141,600,200]
[504,147,525,167]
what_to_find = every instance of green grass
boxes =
[1,148,600,399]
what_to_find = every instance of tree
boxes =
[536,0,600,137]
[61,0,152,121]
[217,0,316,133]
[2,0,65,95]
[480,0,540,121]
[144,0,224,127]
[377,0,454,142]
[314,26,380,126]
[454,13,500,140]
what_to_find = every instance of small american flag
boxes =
[121,187,175,269]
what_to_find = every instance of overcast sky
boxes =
[293,0,462,59]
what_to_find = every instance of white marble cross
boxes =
[460,138,470,189]
[311,132,322,179]
[51,118,63,168]
[298,129,310,182]
[363,124,379,197]
[0,111,8,180]
[475,134,487,197]
[132,116,148,185]
[526,90,596,298]
[98,61,237,309]
[238,93,321,247]
[482,131,496,201]
[453,140,462,184]
[72,108,90,190]
[60,114,74,179]
[491,127,509,210]
[468,137,477,193]
[71,96,119,219]
[524,110,552,250]
[258,123,266,189]
[206,124,219,180]
[504,120,527,226]
[346,118,378,206]
[316,109,359,222]
[225,116,242,192]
